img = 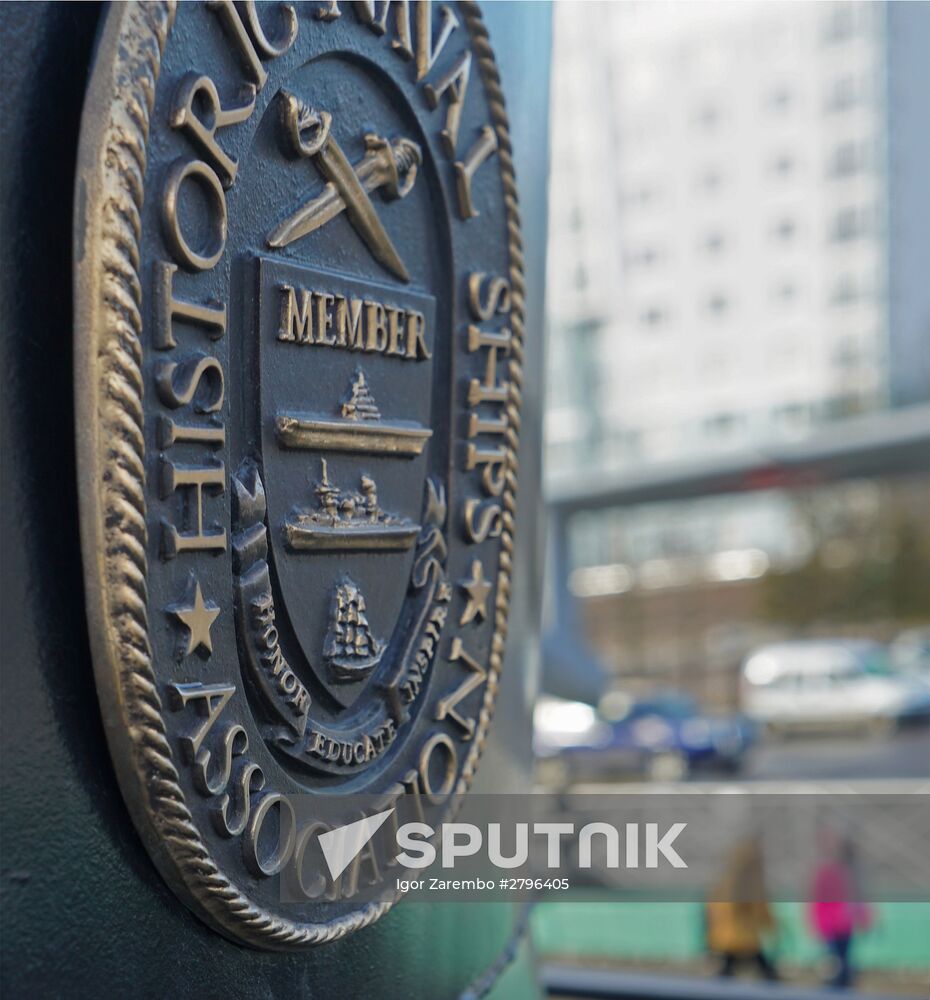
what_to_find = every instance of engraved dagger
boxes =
[268,92,421,283]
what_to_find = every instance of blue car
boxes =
[534,692,755,784]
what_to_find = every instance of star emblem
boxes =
[168,575,220,657]
[458,559,492,626]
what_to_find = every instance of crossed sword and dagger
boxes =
[268,91,422,283]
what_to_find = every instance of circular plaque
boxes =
[75,0,524,948]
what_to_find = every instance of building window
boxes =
[830,274,858,305]
[694,103,722,131]
[825,75,868,113]
[698,167,723,194]
[765,85,793,113]
[701,231,726,255]
[773,403,809,429]
[703,412,739,437]
[770,153,796,178]
[772,217,798,242]
[622,184,660,208]
[640,305,668,329]
[700,351,729,377]
[829,140,869,178]
[694,166,725,196]
[830,206,871,243]
[821,3,858,45]
[625,246,661,270]
[773,280,798,304]
[832,336,862,369]
[705,293,730,317]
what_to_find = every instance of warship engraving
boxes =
[340,368,381,421]
[276,369,432,458]
[284,458,420,552]
[323,578,384,681]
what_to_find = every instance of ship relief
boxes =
[75,0,524,949]
[324,578,383,682]
[276,368,433,458]
[285,458,420,553]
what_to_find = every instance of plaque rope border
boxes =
[78,0,524,949]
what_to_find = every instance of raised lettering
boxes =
[435,637,487,739]
[161,460,227,556]
[278,284,313,343]
[424,50,471,158]
[168,682,236,759]
[162,159,227,272]
[464,497,503,543]
[155,262,226,350]
[171,73,256,188]
[209,0,297,91]
[157,354,225,413]
[354,1,413,59]
[455,125,498,220]
[405,309,430,359]
[315,292,335,345]
[244,792,297,876]
[418,731,457,803]
[365,300,388,352]
[415,3,458,81]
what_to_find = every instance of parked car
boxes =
[534,691,754,784]
[741,639,930,735]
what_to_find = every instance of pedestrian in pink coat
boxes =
[808,829,873,989]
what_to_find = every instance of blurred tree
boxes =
[761,483,930,628]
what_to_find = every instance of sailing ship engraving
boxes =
[276,368,432,457]
[284,458,420,552]
[324,578,384,681]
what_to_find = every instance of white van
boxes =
[741,640,930,733]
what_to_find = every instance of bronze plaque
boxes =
[74,0,523,948]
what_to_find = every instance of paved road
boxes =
[555,725,930,791]
[540,724,930,791]
[743,724,930,782]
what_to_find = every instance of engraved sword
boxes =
[268,92,421,283]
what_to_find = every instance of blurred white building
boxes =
[545,0,929,487]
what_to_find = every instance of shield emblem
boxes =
[234,72,449,713]
[256,259,439,709]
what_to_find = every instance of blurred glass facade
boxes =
[542,1,930,712]
[567,475,930,709]
[546,0,929,480]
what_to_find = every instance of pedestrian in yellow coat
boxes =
[705,835,779,980]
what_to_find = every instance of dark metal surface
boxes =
[0,1,551,994]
